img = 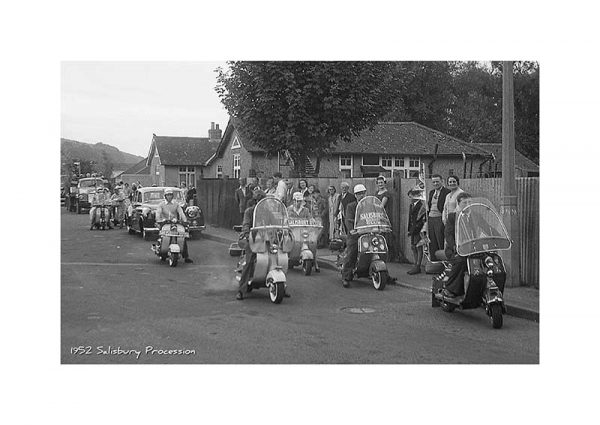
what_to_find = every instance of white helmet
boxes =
[293,192,304,201]
[164,188,174,195]
[353,184,367,194]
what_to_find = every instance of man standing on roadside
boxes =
[338,182,356,235]
[235,178,250,225]
[426,174,450,260]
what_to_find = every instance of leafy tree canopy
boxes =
[216,61,404,175]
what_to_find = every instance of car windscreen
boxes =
[79,179,103,188]
[143,190,183,203]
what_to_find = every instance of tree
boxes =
[216,61,404,176]
[383,61,456,133]
[447,62,503,144]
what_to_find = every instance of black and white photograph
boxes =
[6,1,600,424]
[60,60,539,364]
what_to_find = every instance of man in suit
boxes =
[284,179,295,207]
[234,178,251,225]
[338,182,356,235]
[426,174,451,260]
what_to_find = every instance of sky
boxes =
[61,62,231,158]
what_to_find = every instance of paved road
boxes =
[61,210,539,364]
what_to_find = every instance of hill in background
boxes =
[61,138,144,177]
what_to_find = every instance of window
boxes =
[395,157,404,167]
[409,157,420,168]
[381,156,393,168]
[362,155,379,166]
[408,170,419,178]
[216,165,223,178]
[231,136,241,149]
[233,154,241,179]
[178,166,196,187]
[339,155,352,177]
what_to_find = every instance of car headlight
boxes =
[484,256,495,268]
[270,243,279,254]
[362,240,370,249]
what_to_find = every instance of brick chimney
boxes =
[208,122,222,141]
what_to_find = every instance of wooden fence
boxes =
[396,177,539,288]
[197,176,539,288]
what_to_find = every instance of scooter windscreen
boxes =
[455,197,511,256]
[354,196,392,234]
[252,197,289,228]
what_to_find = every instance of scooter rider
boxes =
[236,189,290,301]
[90,187,113,230]
[287,192,311,219]
[341,184,367,288]
[156,188,193,263]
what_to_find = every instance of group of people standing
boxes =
[234,173,396,253]
[405,174,465,275]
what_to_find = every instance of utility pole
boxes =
[501,61,522,287]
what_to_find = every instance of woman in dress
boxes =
[327,185,340,240]
[375,175,397,261]
[442,175,465,225]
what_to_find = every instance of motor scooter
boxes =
[431,197,511,329]
[345,196,392,290]
[288,217,322,275]
[91,202,112,230]
[235,197,294,303]
[151,218,189,267]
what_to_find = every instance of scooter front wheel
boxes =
[269,280,285,304]
[302,259,313,276]
[371,271,387,290]
[489,303,503,329]
[169,253,179,267]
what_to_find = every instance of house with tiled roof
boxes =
[145,123,222,187]
[469,143,539,177]
[204,119,517,180]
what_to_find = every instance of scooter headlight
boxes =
[484,256,495,268]
[371,236,379,246]
[270,243,279,254]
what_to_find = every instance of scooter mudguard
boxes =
[169,243,181,253]
[370,259,387,273]
[300,249,314,261]
[267,268,286,284]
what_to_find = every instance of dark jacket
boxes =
[408,200,426,236]
[339,192,356,216]
[344,200,358,233]
[428,186,451,214]
[235,187,252,213]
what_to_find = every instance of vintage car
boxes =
[68,177,107,214]
[126,187,204,239]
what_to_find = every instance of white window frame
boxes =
[216,165,223,178]
[361,155,380,166]
[231,136,241,149]
[339,155,352,177]
[233,154,241,179]
[178,166,196,187]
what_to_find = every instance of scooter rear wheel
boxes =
[489,303,503,329]
[372,271,387,290]
[302,259,313,276]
